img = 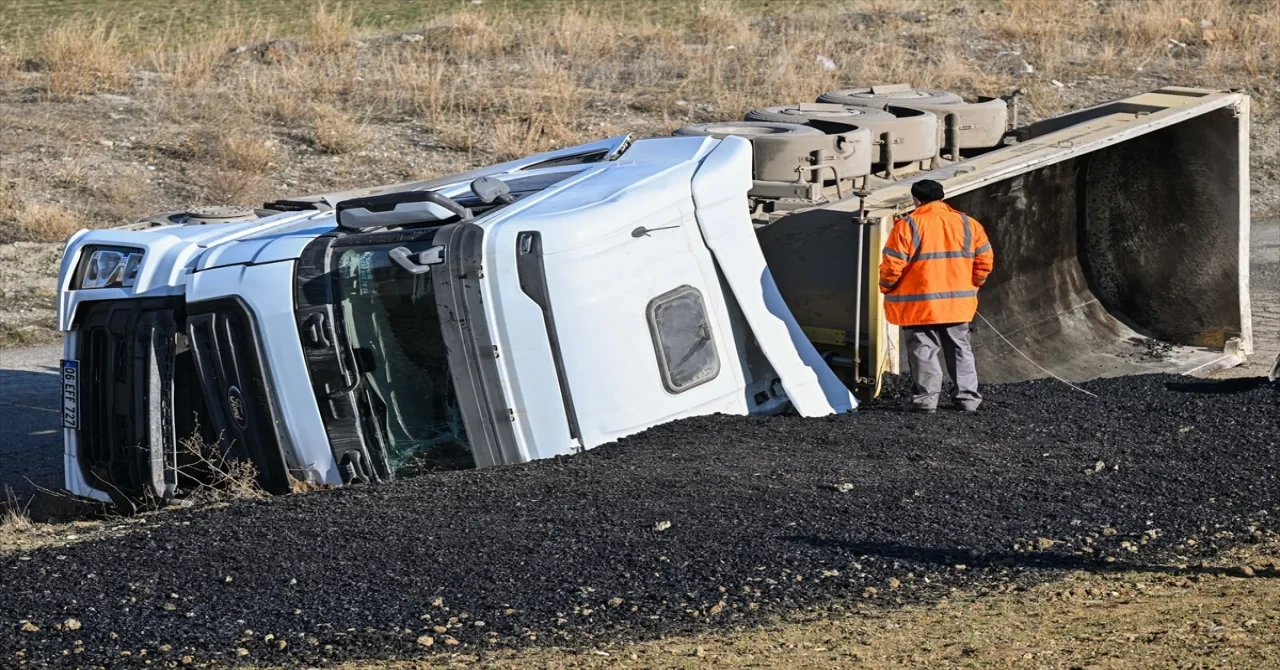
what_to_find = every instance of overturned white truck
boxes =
[55,87,1253,510]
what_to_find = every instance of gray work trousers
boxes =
[904,323,982,411]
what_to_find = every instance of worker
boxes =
[878,179,994,413]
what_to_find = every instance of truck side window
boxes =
[647,286,720,393]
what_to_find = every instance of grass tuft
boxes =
[2,487,32,533]
[36,20,129,98]
[307,105,372,154]
[11,202,85,243]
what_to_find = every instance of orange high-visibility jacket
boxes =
[878,200,994,326]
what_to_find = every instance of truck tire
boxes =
[745,103,897,125]
[673,121,823,138]
[818,87,964,106]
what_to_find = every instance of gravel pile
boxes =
[2,374,1277,667]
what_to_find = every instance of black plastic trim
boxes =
[72,298,185,510]
[185,297,292,495]
[515,231,581,443]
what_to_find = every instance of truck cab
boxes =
[56,134,854,509]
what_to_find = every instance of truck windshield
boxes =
[334,240,470,471]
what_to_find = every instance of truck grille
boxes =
[75,297,289,509]
[75,299,185,509]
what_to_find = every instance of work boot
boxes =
[901,401,936,414]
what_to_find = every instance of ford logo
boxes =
[227,386,248,429]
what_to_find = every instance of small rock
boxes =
[432,625,448,634]
[608,597,624,607]
[236,648,249,657]
[400,34,425,43]
[63,618,82,631]
[416,635,434,647]
[1036,537,1056,550]
[1093,460,1106,473]
[97,140,114,149]
[431,597,445,607]
[654,520,672,532]
[21,622,39,633]
[709,601,725,615]
[157,645,171,653]
[888,578,901,589]
[1241,566,1255,577]
[276,640,287,650]
[815,55,837,71]
[181,656,193,665]
[443,636,459,646]
[830,483,855,493]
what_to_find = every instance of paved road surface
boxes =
[0,344,63,502]
[0,219,1275,505]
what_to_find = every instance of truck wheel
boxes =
[745,103,898,125]
[818,87,964,106]
[673,121,823,138]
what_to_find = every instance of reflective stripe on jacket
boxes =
[878,200,994,326]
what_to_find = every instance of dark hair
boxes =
[910,179,945,203]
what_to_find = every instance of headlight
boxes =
[78,246,144,289]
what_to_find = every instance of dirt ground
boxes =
[373,541,1280,669]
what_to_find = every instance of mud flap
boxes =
[690,136,857,415]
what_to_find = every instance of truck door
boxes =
[529,202,749,448]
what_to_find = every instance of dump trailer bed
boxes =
[759,87,1251,389]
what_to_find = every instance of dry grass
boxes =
[306,2,357,54]
[179,429,265,502]
[197,127,279,173]
[307,104,373,154]
[34,20,129,98]
[10,202,84,243]
[2,487,32,533]
[0,0,1278,230]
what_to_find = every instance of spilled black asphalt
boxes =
[2,374,1278,668]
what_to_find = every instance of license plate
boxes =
[60,359,80,429]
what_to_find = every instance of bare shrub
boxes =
[52,147,90,189]
[98,166,152,207]
[199,168,272,206]
[13,202,84,242]
[179,429,264,502]
[0,178,22,216]
[192,127,279,174]
[1,487,32,533]
[307,105,372,154]
[36,20,129,97]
